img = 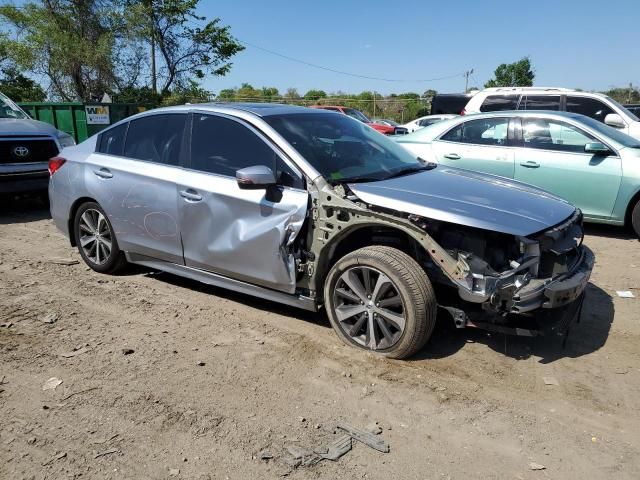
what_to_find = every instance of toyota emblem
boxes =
[13,146,30,157]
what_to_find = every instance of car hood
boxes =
[0,118,59,136]
[348,167,576,236]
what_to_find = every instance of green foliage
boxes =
[135,0,244,94]
[303,89,327,101]
[0,1,119,101]
[160,79,213,105]
[0,66,46,101]
[601,86,640,104]
[216,85,430,123]
[485,57,535,88]
[0,0,243,101]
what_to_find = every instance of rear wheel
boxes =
[324,246,437,359]
[74,202,127,274]
[632,200,640,238]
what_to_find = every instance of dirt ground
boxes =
[1,196,639,480]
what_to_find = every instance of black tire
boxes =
[632,200,640,238]
[73,201,127,274]
[324,246,437,359]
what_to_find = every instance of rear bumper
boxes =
[0,170,49,194]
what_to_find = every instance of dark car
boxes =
[0,92,75,195]
[430,93,476,115]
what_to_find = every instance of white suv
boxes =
[463,87,640,140]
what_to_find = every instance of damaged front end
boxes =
[413,209,594,337]
[303,179,594,339]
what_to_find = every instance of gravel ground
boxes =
[1,197,639,480]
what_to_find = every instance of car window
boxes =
[123,114,187,166]
[565,96,614,123]
[479,95,519,112]
[522,118,597,153]
[520,95,561,111]
[441,118,509,146]
[97,122,128,156]
[190,114,304,189]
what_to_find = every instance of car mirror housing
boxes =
[236,165,277,189]
[584,142,611,155]
[604,113,625,129]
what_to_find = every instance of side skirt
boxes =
[125,252,318,312]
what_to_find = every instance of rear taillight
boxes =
[460,109,466,115]
[48,156,66,176]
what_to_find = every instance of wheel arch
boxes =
[67,196,98,247]
[315,223,427,298]
[624,188,640,227]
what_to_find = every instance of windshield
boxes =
[606,96,640,122]
[265,113,426,183]
[0,93,29,119]
[342,108,371,123]
[577,115,640,148]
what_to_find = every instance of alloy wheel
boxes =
[332,266,406,350]
[78,208,113,266]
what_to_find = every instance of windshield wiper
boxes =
[382,161,437,180]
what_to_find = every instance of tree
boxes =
[602,86,640,104]
[283,87,300,102]
[484,57,534,88]
[0,1,121,101]
[303,89,327,101]
[136,0,244,94]
[0,66,46,101]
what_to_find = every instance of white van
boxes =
[463,87,640,140]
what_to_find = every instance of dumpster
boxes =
[18,102,152,143]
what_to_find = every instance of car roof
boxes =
[142,102,328,118]
[461,110,591,121]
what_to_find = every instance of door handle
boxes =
[179,189,203,202]
[519,161,540,168]
[444,153,461,160]
[93,168,113,179]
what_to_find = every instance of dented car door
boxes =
[177,112,308,293]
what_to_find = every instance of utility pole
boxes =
[373,91,376,118]
[147,0,157,94]
[464,69,474,93]
[629,82,633,104]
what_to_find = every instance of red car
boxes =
[309,105,407,135]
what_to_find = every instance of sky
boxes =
[199,0,640,96]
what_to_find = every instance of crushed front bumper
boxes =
[511,246,594,313]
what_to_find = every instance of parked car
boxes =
[372,119,409,135]
[50,103,593,359]
[430,93,476,115]
[402,114,458,133]
[394,111,640,236]
[0,92,75,195]
[309,105,407,135]
[463,87,640,140]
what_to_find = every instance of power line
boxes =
[238,39,465,84]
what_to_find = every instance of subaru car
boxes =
[0,92,75,195]
[49,104,593,359]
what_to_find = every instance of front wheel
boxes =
[73,202,127,274]
[324,246,437,359]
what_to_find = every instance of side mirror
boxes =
[604,113,625,129]
[584,142,610,155]
[236,165,276,189]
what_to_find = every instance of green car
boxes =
[394,111,640,236]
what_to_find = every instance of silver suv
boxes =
[49,103,594,359]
